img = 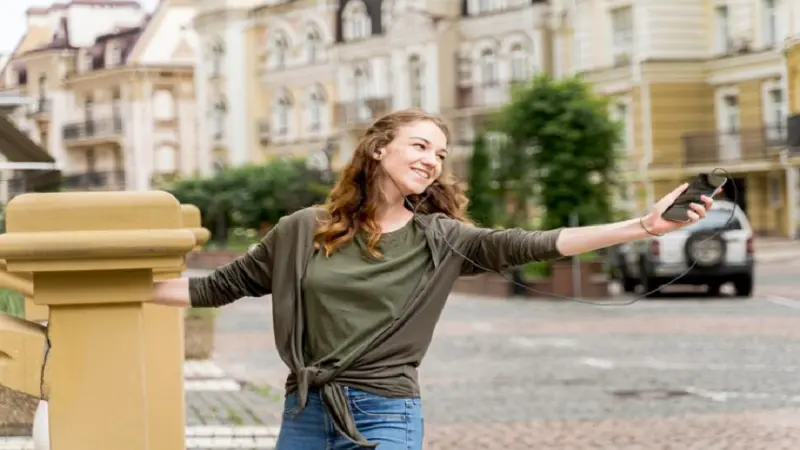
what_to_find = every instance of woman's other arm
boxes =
[151,223,278,308]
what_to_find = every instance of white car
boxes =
[623,200,754,297]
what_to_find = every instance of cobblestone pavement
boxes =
[189,261,800,449]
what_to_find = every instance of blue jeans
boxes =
[275,386,424,449]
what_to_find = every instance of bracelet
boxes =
[639,216,663,237]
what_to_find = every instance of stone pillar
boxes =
[0,191,196,450]
[142,203,210,450]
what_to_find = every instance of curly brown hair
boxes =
[314,108,472,259]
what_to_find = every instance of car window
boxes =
[684,209,742,231]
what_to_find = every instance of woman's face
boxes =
[377,120,449,197]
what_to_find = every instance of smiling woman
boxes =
[314,109,465,259]
[152,107,717,450]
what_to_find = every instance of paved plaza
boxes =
[201,256,800,449]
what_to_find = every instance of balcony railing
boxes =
[61,170,126,191]
[335,98,392,128]
[681,125,787,166]
[456,80,526,109]
[62,117,123,141]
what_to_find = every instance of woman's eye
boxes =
[413,143,425,150]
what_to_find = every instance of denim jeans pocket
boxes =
[348,390,408,420]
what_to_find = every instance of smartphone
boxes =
[662,173,728,223]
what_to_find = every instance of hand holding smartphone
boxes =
[661,173,727,223]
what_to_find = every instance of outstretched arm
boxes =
[558,183,715,256]
[555,217,649,257]
[152,223,278,308]
[454,183,714,274]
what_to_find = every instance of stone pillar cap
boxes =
[0,191,196,273]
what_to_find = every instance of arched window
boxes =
[273,89,293,136]
[479,47,498,85]
[343,1,371,41]
[509,42,528,81]
[308,85,327,132]
[269,30,290,69]
[353,66,370,120]
[305,24,324,63]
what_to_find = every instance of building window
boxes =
[509,42,528,81]
[212,99,226,139]
[610,6,633,66]
[112,88,122,120]
[273,89,293,137]
[762,0,777,48]
[305,25,324,64]
[472,0,497,15]
[82,50,94,72]
[353,67,370,120]
[381,0,395,31]
[153,90,175,121]
[107,43,122,67]
[155,145,177,173]
[764,86,786,142]
[343,1,371,41]
[610,101,631,152]
[209,39,224,77]
[408,54,424,109]
[715,5,732,54]
[270,31,290,69]
[37,74,47,101]
[84,96,94,122]
[478,47,498,85]
[457,53,472,85]
[308,85,326,132]
[767,88,785,125]
[721,94,739,132]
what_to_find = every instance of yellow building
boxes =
[192,0,339,171]
[248,0,339,167]
[0,0,200,196]
[558,0,799,237]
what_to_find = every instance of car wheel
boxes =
[734,274,753,297]
[622,276,637,293]
[707,282,722,297]
[639,260,659,297]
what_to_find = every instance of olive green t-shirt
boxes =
[301,219,431,368]
[189,207,565,447]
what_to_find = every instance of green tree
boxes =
[491,74,622,230]
[466,132,496,227]
[168,158,333,244]
[231,158,331,231]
